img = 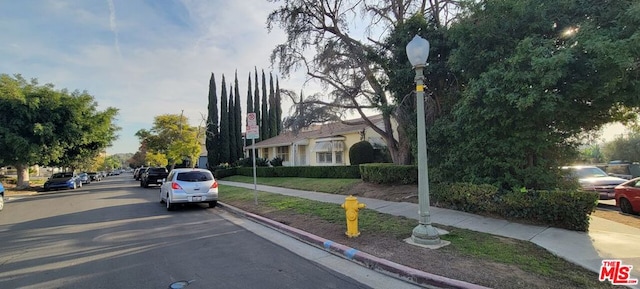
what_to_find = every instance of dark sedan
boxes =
[43,172,82,191]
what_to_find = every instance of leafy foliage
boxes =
[430,183,599,231]
[0,74,119,186]
[349,141,375,165]
[206,73,220,168]
[269,156,284,167]
[602,133,640,162]
[135,114,201,168]
[429,0,640,190]
[359,163,418,185]
[236,165,361,179]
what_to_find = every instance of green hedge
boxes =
[359,163,418,184]
[213,168,237,179]
[430,182,599,231]
[235,165,361,179]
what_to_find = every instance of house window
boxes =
[317,152,332,163]
[313,140,346,165]
[262,148,269,159]
[276,146,289,162]
[335,152,343,164]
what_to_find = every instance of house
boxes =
[197,143,208,169]
[246,114,395,166]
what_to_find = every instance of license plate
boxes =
[191,197,202,202]
[156,179,163,183]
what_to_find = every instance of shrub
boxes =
[213,168,237,179]
[359,163,418,184]
[430,182,597,231]
[349,141,375,165]
[236,165,360,179]
[270,157,284,167]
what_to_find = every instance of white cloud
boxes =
[0,0,314,154]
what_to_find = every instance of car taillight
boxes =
[171,182,182,190]
[211,181,218,189]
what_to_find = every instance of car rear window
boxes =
[176,171,213,182]
[149,168,167,173]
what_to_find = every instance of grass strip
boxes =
[221,184,608,288]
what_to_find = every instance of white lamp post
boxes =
[406,35,441,245]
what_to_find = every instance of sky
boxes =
[0,0,316,154]
[0,0,628,155]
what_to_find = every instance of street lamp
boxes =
[406,35,441,246]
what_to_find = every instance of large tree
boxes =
[428,0,640,189]
[206,73,220,169]
[234,72,243,160]
[253,67,261,141]
[268,73,277,138]
[229,84,237,164]
[0,74,119,188]
[260,70,269,140]
[219,75,231,164]
[135,114,201,169]
[267,0,462,164]
[275,78,283,135]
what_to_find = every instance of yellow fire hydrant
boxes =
[341,195,366,238]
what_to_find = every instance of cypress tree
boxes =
[228,84,237,164]
[260,70,269,140]
[234,72,243,160]
[253,67,260,141]
[275,76,282,135]
[205,73,220,169]
[246,73,253,150]
[219,75,230,164]
[268,72,277,138]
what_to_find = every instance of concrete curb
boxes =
[219,202,490,289]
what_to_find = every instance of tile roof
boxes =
[248,114,385,149]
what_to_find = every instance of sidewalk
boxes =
[220,181,640,289]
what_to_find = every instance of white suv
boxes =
[159,168,218,211]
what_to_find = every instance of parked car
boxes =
[614,177,640,215]
[159,168,218,211]
[604,161,640,180]
[78,173,91,184]
[134,167,146,181]
[0,182,5,211]
[43,172,82,191]
[140,167,169,188]
[87,172,102,182]
[561,165,627,200]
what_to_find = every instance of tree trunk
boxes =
[15,163,30,189]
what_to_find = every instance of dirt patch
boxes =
[345,181,419,202]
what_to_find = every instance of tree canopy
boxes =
[268,0,640,189]
[0,74,119,187]
[135,113,201,168]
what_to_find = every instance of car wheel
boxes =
[0,195,4,211]
[208,201,217,208]
[166,197,174,211]
[619,198,634,214]
[143,181,149,188]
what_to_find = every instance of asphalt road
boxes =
[0,175,420,289]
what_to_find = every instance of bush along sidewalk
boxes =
[431,183,599,231]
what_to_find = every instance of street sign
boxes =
[247,113,257,127]
[246,125,259,139]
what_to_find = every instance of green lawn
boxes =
[218,179,613,288]
[221,175,361,194]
